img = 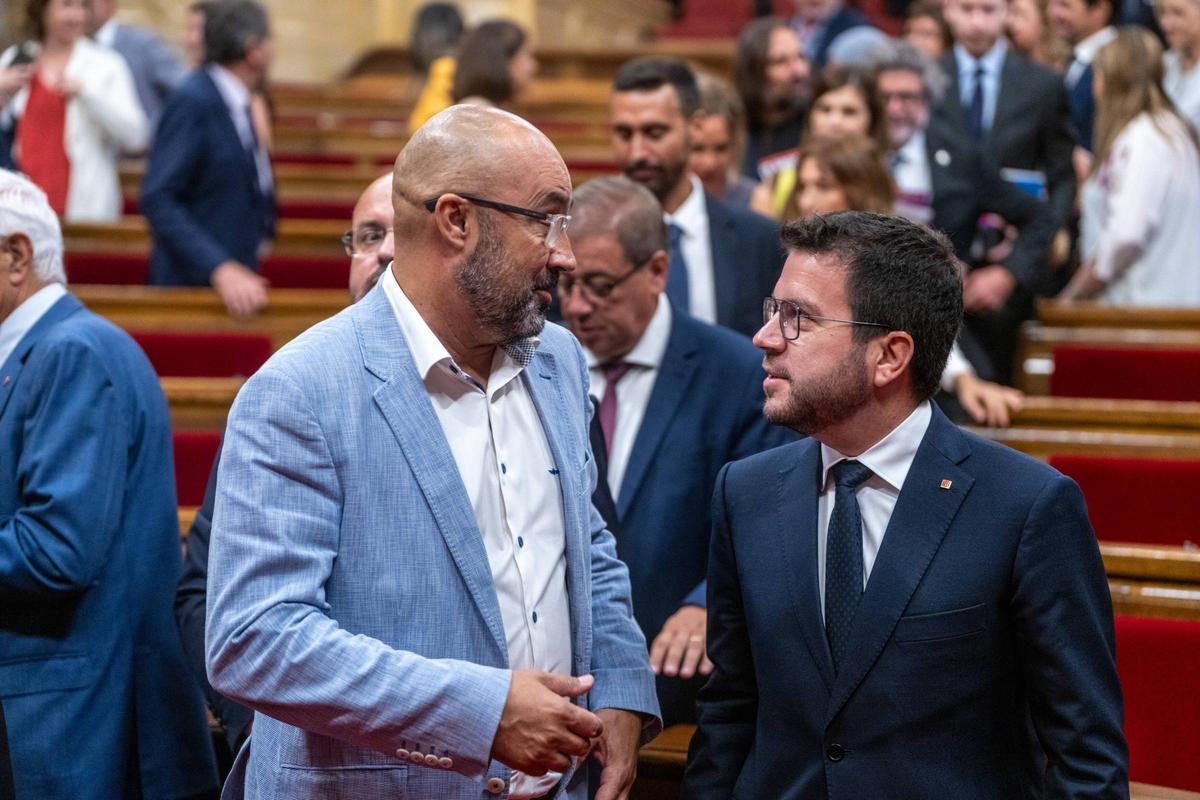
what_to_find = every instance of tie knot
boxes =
[974,64,986,78]
[667,222,684,246]
[602,361,632,384]
[831,459,873,490]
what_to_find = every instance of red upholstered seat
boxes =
[272,152,357,166]
[1049,455,1200,546]
[173,430,221,507]
[64,251,148,284]
[1050,345,1200,401]
[1115,615,1200,792]
[275,198,356,221]
[260,255,349,289]
[130,330,272,378]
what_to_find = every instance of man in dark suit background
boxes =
[610,56,786,338]
[788,0,875,68]
[684,211,1128,799]
[872,40,1056,383]
[559,175,795,725]
[1049,0,1115,151]
[141,0,276,317]
[0,170,218,798]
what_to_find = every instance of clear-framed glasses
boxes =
[762,296,888,341]
[423,192,571,249]
[341,225,392,257]
[558,256,650,303]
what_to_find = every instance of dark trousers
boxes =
[0,700,14,800]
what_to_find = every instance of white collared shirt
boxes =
[1066,26,1117,89]
[891,130,934,225]
[381,269,570,798]
[954,40,1007,136]
[93,17,119,49]
[816,401,932,620]
[0,282,68,368]
[206,64,273,196]
[585,294,672,500]
[664,175,718,325]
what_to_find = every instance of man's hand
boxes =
[0,65,32,103]
[592,708,643,800]
[955,373,1023,427]
[491,671,602,777]
[649,605,712,679]
[963,265,1017,313]
[212,260,269,318]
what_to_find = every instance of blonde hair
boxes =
[1092,27,1200,174]
[782,135,896,222]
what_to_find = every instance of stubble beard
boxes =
[455,218,558,342]
[764,341,873,434]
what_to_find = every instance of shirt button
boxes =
[486,776,506,794]
[501,463,507,474]
[394,748,410,760]
[424,753,440,767]
[438,756,453,769]
[532,611,538,623]
[826,743,846,762]
[517,536,524,548]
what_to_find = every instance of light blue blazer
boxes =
[207,283,661,799]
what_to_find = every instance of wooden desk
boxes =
[63,217,346,257]
[163,376,242,430]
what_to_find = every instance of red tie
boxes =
[598,362,632,454]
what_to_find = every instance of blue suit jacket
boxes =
[111,23,187,130]
[684,405,1128,799]
[1068,64,1097,152]
[142,68,275,286]
[0,294,217,799]
[206,284,661,799]
[705,195,785,338]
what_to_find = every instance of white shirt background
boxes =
[817,401,932,619]
[665,175,718,325]
[891,130,934,226]
[381,269,570,798]
[0,282,68,367]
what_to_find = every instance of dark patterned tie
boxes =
[967,65,986,141]
[825,459,874,674]
[665,222,690,313]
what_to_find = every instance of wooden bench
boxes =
[63,217,347,258]
[163,376,242,430]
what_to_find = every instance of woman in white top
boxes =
[1061,27,1200,306]
[0,0,146,221]
[1158,0,1200,132]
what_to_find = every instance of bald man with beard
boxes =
[205,106,660,800]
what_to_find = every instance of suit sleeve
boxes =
[682,463,758,798]
[1011,474,1129,798]
[1039,78,1078,230]
[206,366,513,780]
[143,33,187,101]
[74,50,147,153]
[573,343,663,739]
[0,337,127,596]
[978,154,1056,290]
[140,95,236,283]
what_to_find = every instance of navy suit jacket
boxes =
[810,6,872,69]
[705,195,786,337]
[1068,64,1097,152]
[0,294,217,798]
[0,700,11,800]
[142,68,276,286]
[685,405,1128,799]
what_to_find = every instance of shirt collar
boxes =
[207,63,251,113]
[665,174,707,239]
[0,282,68,367]
[954,39,1007,77]
[583,293,673,371]
[819,401,933,493]
[94,17,119,48]
[1074,26,1117,65]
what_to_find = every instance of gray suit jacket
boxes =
[206,284,661,799]
[111,23,186,130]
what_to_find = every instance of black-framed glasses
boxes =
[558,256,651,303]
[762,296,888,341]
[423,192,570,248]
[341,224,392,257]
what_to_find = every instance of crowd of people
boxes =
[0,0,1195,797]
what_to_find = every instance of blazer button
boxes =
[424,753,440,767]
[826,743,846,762]
[394,748,410,760]
[409,751,426,764]
[438,757,453,769]
[486,776,506,794]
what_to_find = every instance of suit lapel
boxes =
[777,443,837,691]
[355,288,509,661]
[705,197,739,331]
[0,294,81,423]
[825,408,975,726]
[939,53,967,128]
[198,69,261,199]
[616,312,699,517]
[992,50,1021,145]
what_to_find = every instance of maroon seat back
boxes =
[1051,345,1200,401]
[173,430,221,507]
[64,252,148,284]
[260,255,350,289]
[131,330,272,378]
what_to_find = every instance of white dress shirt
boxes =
[381,269,570,798]
[585,294,672,500]
[206,64,273,196]
[817,401,932,619]
[1080,112,1200,306]
[1066,26,1117,89]
[954,40,1007,137]
[1164,51,1200,135]
[665,175,718,325]
[0,282,68,367]
[891,130,934,226]
[93,17,119,48]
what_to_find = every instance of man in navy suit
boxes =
[610,57,785,338]
[0,170,218,798]
[684,212,1128,799]
[1050,0,1115,151]
[788,0,875,68]
[141,0,276,317]
[559,176,795,725]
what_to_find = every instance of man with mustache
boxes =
[206,105,660,800]
[684,212,1127,799]
[610,57,785,338]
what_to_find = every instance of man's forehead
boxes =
[612,87,683,120]
[572,234,627,273]
[778,250,849,305]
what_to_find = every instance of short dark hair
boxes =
[780,212,962,400]
[410,3,464,73]
[204,0,269,66]
[24,0,51,41]
[612,57,701,118]
[451,19,527,105]
[734,16,787,128]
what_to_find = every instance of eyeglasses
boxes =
[762,296,887,341]
[424,192,571,249]
[879,90,926,106]
[559,256,650,303]
[341,225,392,257]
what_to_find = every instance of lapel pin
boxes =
[940,479,953,490]
[935,149,952,167]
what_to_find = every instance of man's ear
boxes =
[645,250,669,294]
[871,330,915,390]
[430,195,473,252]
[2,233,34,287]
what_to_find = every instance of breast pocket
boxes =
[894,603,987,643]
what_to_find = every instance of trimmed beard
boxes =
[765,339,872,434]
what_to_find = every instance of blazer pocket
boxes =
[894,603,986,643]
[0,653,97,697]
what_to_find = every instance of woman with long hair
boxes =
[690,71,773,215]
[451,19,537,110]
[406,2,464,133]
[904,0,955,61]
[1157,0,1200,131]
[1060,27,1200,305]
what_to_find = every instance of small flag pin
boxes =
[939,479,953,490]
